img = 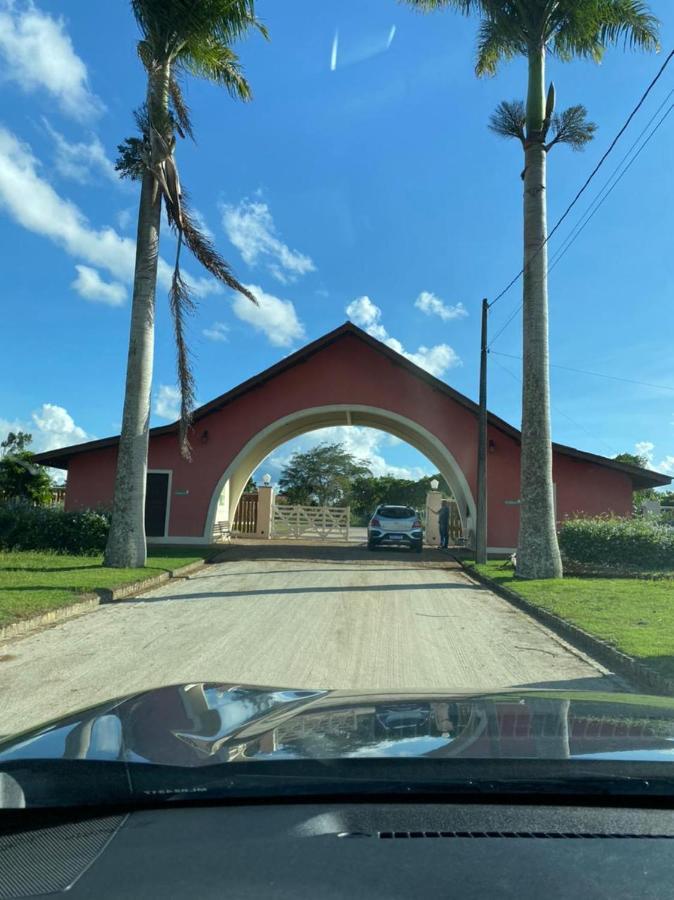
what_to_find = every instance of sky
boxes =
[0,0,672,487]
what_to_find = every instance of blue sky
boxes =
[0,0,672,485]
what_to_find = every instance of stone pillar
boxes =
[425,490,442,547]
[255,485,274,539]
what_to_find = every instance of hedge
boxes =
[559,515,674,570]
[0,502,110,555]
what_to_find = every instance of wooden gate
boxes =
[232,492,258,534]
[449,500,463,543]
[272,505,350,541]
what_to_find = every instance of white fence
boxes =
[272,504,350,541]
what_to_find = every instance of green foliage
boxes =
[0,432,53,506]
[279,443,371,506]
[0,503,111,555]
[350,473,451,524]
[613,451,660,509]
[558,516,674,570]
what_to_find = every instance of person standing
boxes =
[430,499,451,550]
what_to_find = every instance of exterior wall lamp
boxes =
[262,473,272,486]
[430,478,439,490]
[488,440,496,454]
[200,430,209,444]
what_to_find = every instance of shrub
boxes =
[559,515,674,570]
[0,502,110,555]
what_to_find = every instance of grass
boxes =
[0,547,209,627]
[467,560,674,682]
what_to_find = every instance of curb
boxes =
[457,559,674,698]
[0,558,208,644]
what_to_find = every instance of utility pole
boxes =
[476,298,488,564]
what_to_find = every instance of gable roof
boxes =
[33,321,671,490]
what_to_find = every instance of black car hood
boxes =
[3,684,674,767]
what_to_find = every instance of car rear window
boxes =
[378,506,415,518]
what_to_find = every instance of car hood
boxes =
[3,684,674,767]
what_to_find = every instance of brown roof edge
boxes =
[31,321,673,490]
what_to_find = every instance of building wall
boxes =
[64,334,634,548]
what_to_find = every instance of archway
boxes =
[203,404,477,540]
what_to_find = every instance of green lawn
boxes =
[0,548,208,627]
[468,560,674,681]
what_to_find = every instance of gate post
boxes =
[255,484,274,539]
[425,490,442,547]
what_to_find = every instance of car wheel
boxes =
[414,542,423,553]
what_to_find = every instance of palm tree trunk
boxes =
[104,67,170,568]
[517,44,563,579]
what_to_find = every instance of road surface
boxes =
[0,544,627,736]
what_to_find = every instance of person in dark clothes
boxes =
[429,499,450,549]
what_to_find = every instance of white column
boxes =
[425,490,442,547]
[255,485,274,538]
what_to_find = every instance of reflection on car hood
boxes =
[3,684,674,766]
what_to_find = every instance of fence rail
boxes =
[232,492,258,534]
[272,504,350,541]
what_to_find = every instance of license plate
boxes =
[388,533,403,540]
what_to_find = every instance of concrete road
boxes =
[0,544,627,736]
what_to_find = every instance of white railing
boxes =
[272,504,350,541]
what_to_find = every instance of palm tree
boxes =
[104,1,266,568]
[402,1,659,578]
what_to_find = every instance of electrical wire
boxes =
[487,48,674,309]
[490,350,674,394]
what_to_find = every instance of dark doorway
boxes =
[145,472,169,537]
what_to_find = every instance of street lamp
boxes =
[262,473,272,486]
[430,479,439,491]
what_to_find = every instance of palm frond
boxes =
[181,198,258,304]
[177,39,252,100]
[551,0,660,59]
[169,75,195,141]
[398,0,477,12]
[168,262,197,460]
[488,99,526,143]
[546,104,597,151]
[476,16,523,76]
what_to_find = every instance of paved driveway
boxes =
[0,544,627,736]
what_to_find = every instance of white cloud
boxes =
[116,207,134,231]
[0,1,103,120]
[155,385,180,421]
[221,198,315,283]
[0,127,216,301]
[30,403,89,451]
[659,455,674,474]
[346,295,461,377]
[414,291,467,322]
[259,425,433,483]
[232,284,305,348]
[72,265,126,306]
[635,440,655,463]
[43,119,117,184]
[191,207,214,241]
[203,321,229,342]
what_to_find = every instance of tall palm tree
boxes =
[402,0,659,578]
[104,0,266,568]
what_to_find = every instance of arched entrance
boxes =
[204,404,476,542]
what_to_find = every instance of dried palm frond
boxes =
[168,260,197,459]
[488,99,526,145]
[169,75,195,142]
[546,105,597,151]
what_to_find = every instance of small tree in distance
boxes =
[0,432,53,506]
[278,443,371,506]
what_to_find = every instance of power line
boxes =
[548,88,674,271]
[548,102,673,273]
[488,47,674,309]
[490,354,617,456]
[490,350,674,395]
[488,85,673,348]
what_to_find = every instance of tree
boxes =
[350,473,452,523]
[104,0,267,569]
[0,432,53,505]
[402,1,659,578]
[614,451,659,509]
[278,443,372,506]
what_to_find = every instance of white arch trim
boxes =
[203,404,477,540]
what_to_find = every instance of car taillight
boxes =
[371,517,381,527]
[413,519,422,528]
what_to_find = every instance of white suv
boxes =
[367,505,423,553]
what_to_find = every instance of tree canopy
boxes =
[0,432,53,506]
[278,443,371,506]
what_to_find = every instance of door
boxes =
[145,472,169,537]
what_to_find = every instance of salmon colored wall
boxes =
[64,334,633,547]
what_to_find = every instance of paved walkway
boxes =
[0,545,628,736]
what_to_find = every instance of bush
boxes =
[559,515,674,570]
[0,502,110,555]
